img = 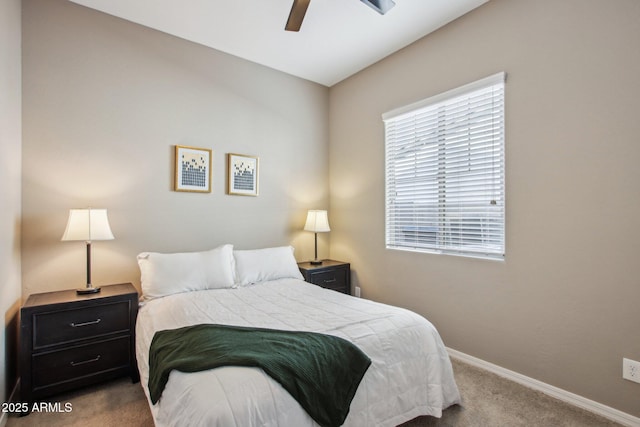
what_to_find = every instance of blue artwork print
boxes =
[233,161,255,191]
[181,153,207,188]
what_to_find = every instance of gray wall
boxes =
[329,0,640,418]
[0,0,22,414]
[21,0,330,297]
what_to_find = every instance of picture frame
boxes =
[174,145,212,193]
[227,153,259,196]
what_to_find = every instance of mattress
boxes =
[136,278,460,427]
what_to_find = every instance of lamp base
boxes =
[76,286,101,295]
[310,260,323,265]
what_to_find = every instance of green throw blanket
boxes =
[148,324,371,427]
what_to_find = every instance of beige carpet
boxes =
[400,360,623,427]
[6,359,623,427]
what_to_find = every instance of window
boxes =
[383,72,505,259]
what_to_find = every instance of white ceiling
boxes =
[69,0,488,87]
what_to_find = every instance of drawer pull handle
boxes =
[323,279,337,283]
[70,319,102,328]
[70,355,101,367]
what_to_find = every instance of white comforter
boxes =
[136,278,460,427]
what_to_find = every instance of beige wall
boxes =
[0,0,22,414]
[329,0,640,418]
[21,0,330,297]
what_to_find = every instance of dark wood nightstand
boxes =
[20,283,139,409]
[298,260,351,294]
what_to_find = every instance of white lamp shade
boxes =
[304,210,330,233]
[61,209,115,242]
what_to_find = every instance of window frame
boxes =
[382,72,506,260]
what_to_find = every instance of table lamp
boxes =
[61,208,114,294]
[304,210,330,265]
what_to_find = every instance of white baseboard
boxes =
[0,380,20,427]
[447,348,640,427]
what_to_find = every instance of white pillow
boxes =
[138,244,235,300]
[234,246,303,286]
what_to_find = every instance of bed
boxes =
[135,245,460,427]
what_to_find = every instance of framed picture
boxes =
[174,145,212,193]
[227,153,259,196]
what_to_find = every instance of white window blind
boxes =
[383,72,505,259]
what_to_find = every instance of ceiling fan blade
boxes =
[285,0,311,32]
[361,0,396,15]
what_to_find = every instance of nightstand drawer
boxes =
[309,270,343,286]
[33,301,131,349]
[33,336,130,389]
[308,269,348,293]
